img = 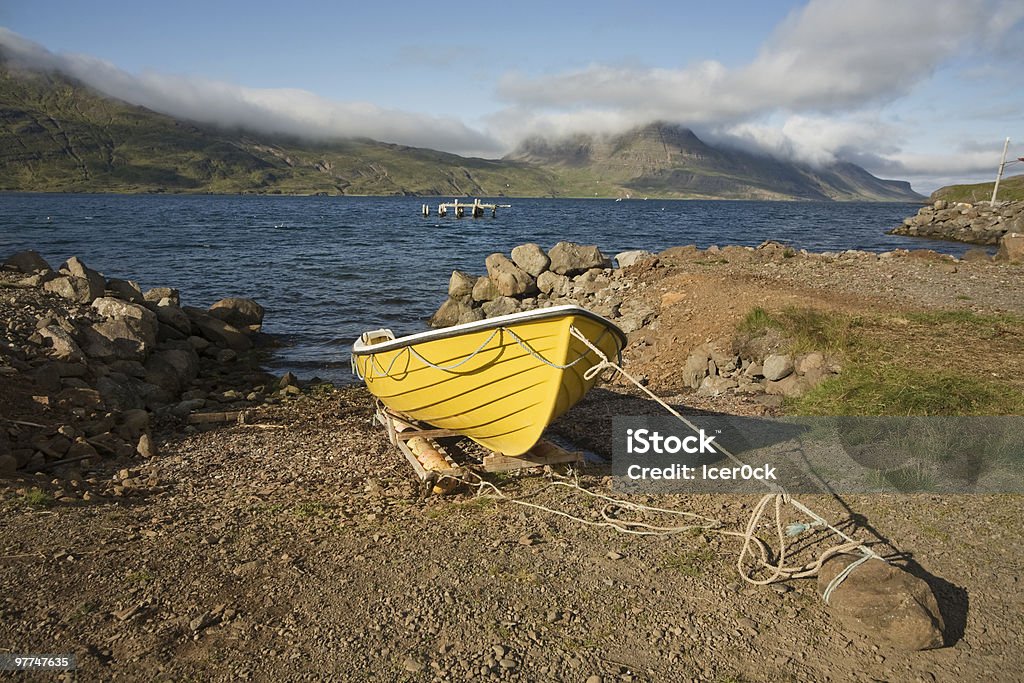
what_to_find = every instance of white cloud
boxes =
[489,0,1024,184]
[0,27,503,157]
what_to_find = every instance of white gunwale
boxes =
[351,304,627,355]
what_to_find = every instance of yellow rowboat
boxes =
[352,305,627,456]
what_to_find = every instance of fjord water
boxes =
[0,194,955,383]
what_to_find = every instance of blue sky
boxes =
[2,0,1022,192]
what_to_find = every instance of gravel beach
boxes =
[2,243,1023,681]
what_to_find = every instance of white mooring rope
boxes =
[566,324,884,589]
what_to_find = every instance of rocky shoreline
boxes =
[889,198,1024,248]
[0,250,305,497]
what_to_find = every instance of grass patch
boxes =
[660,548,714,577]
[126,570,155,585]
[738,305,1024,416]
[739,306,859,355]
[293,501,331,518]
[790,365,1024,416]
[22,488,52,508]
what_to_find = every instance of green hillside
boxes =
[929,174,1024,203]
[508,123,922,201]
[0,59,921,201]
[0,65,559,196]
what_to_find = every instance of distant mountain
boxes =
[0,56,921,201]
[0,61,558,196]
[508,122,922,201]
[929,174,1024,203]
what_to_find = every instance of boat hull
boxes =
[352,306,625,455]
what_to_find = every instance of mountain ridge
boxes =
[507,122,921,201]
[0,58,921,201]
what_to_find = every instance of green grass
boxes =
[739,306,1024,416]
[739,306,860,355]
[659,548,714,576]
[930,173,1024,203]
[22,488,52,508]
[293,501,331,518]
[125,569,155,585]
[790,365,1023,416]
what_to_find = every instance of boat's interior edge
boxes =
[352,305,626,356]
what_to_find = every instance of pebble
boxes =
[606,551,624,560]
[403,656,425,673]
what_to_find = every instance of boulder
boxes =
[764,374,806,397]
[537,271,570,297]
[818,555,944,650]
[106,278,144,303]
[118,409,151,441]
[573,269,611,296]
[996,232,1024,264]
[144,287,179,305]
[80,326,118,361]
[614,250,656,268]
[43,276,96,304]
[0,453,18,474]
[485,253,537,297]
[510,243,551,277]
[762,354,795,381]
[697,375,738,396]
[683,352,710,389]
[448,270,475,300]
[96,374,148,411]
[93,297,158,339]
[17,271,59,287]
[89,318,155,360]
[796,352,825,376]
[548,241,610,276]
[137,433,157,458]
[458,307,485,325]
[182,307,252,351]
[37,325,84,362]
[481,296,520,318]
[471,276,501,302]
[429,297,472,328]
[153,300,192,336]
[145,348,199,395]
[4,250,51,273]
[61,256,106,301]
[616,306,656,334]
[209,297,265,332]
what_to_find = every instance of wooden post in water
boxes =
[432,199,511,218]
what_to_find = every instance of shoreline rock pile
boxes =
[429,241,659,334]
[682,343,839,403]
[0,250,296,493]
[890,199,1024,248]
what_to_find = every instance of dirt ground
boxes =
[2,247,1024,682]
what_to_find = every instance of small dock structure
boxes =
[421,198,511,218]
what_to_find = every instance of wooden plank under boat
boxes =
[351,305,626,456]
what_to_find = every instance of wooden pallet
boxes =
[373,404,583,489]
[375,406,465,492]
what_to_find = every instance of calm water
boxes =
[0,194,957,383]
